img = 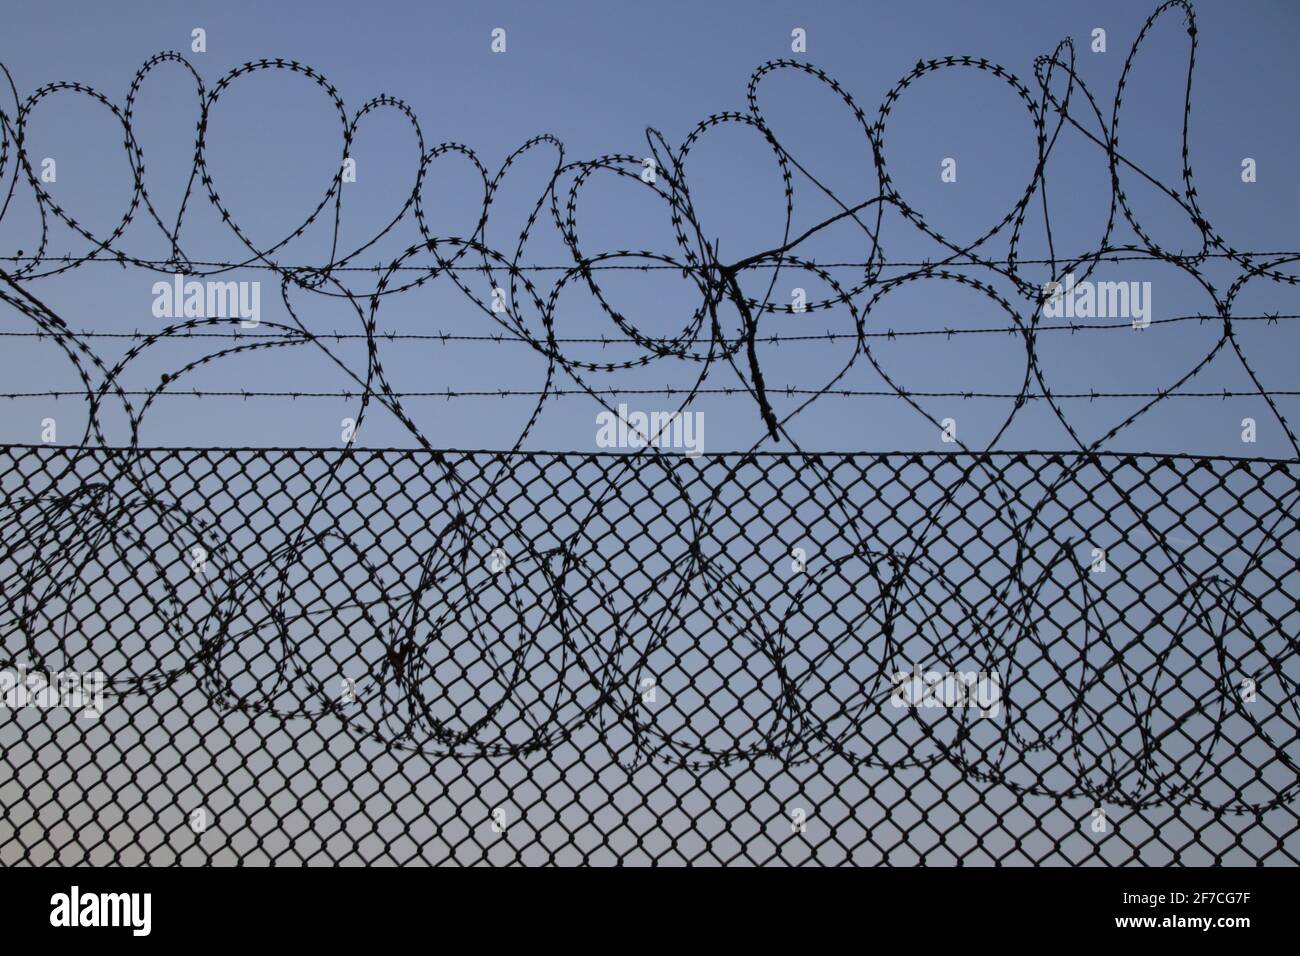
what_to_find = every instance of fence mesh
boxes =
[1,444,1297,865]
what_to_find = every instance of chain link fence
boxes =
[2,445,1297,864]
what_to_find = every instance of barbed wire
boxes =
[0,311,1294,346]
[0,0,1295,459]
[3,249,1299,272]
[0,0,1298,865]
[6,387,1298,402]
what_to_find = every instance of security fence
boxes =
[1,444,1296,865]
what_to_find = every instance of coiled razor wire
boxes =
[0,0,1297,864]
[0,0,1295,458]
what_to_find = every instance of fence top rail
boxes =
[2,444,1299,466]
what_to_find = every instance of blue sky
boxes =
[2,0,1298,869]
[0,0,1296,455]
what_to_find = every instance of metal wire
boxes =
[0,0,1297,866]
[1,445,1297,864]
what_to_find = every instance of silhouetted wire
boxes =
[0,0,1298,851]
